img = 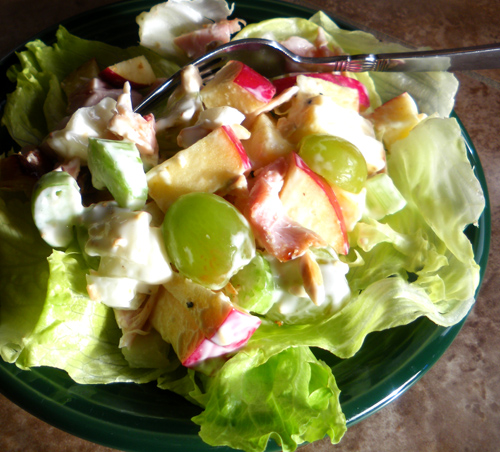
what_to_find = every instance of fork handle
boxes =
[345,43,500,72]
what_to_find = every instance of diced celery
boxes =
[87,138,148,210]
[31,170,84,248]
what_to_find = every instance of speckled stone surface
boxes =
[1,0,499,451]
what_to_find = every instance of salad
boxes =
[0,0,486,451]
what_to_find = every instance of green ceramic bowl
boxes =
[0,1,491,451]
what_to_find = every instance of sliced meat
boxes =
[174,19,245,59]
[245,157,325,262]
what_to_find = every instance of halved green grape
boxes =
[299,134,368,193]
[163,192,255,290]
[230,251,276,315]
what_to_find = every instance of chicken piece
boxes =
[107,82,159,167]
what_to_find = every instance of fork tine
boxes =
[134,53,232,115]
[196,57,229,82]
[134,71,184,114]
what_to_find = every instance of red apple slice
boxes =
[280,152,349,255]
[100,55,157,89]
[147,125,251,211]
[273,73,370,111]
[150,275,261,367]
[201,60,276,114]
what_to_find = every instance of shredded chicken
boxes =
[243,86,299,129]
[107,82,159,165]
[114,291,159,348]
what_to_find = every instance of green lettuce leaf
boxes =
[0,190,51,362]
[387,117,484,262]
[14,248,164,384]
[191,346,346,452]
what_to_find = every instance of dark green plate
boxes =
[0,1,491,451]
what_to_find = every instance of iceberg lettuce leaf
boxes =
[15,248,164,384]
[0,190,51,362]
[387,117,484,263]
[192,346,346,452]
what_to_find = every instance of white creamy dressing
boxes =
[155,65,204,131]
[265,250,351,324]
[86,275,149,309]
[177,106,248,148]
[47,97,117,162]
[83,203,172,309]
[228,229,256,278]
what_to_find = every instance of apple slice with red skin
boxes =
[147,125,251,211]
[100,55,157,89]
[279,152,349,255]
[201,60,276,114]
[150,275,261,368]
[272,73,370,111]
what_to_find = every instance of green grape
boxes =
[163,192,255,290]
[299,134,368,193]
[230,251,276,315]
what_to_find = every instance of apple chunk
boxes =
[242,112,294,168]
[201,60,276,114]
[100,55,157,89]
[273,72,370,111]
[369,92,427,149]
[150,274,261,367]
[280,152,349,255]
[147,125,251,211]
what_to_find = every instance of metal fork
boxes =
[134,38,500,114]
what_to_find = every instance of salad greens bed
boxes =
[0,1,486,451]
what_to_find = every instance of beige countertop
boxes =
[1,0,499,451]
